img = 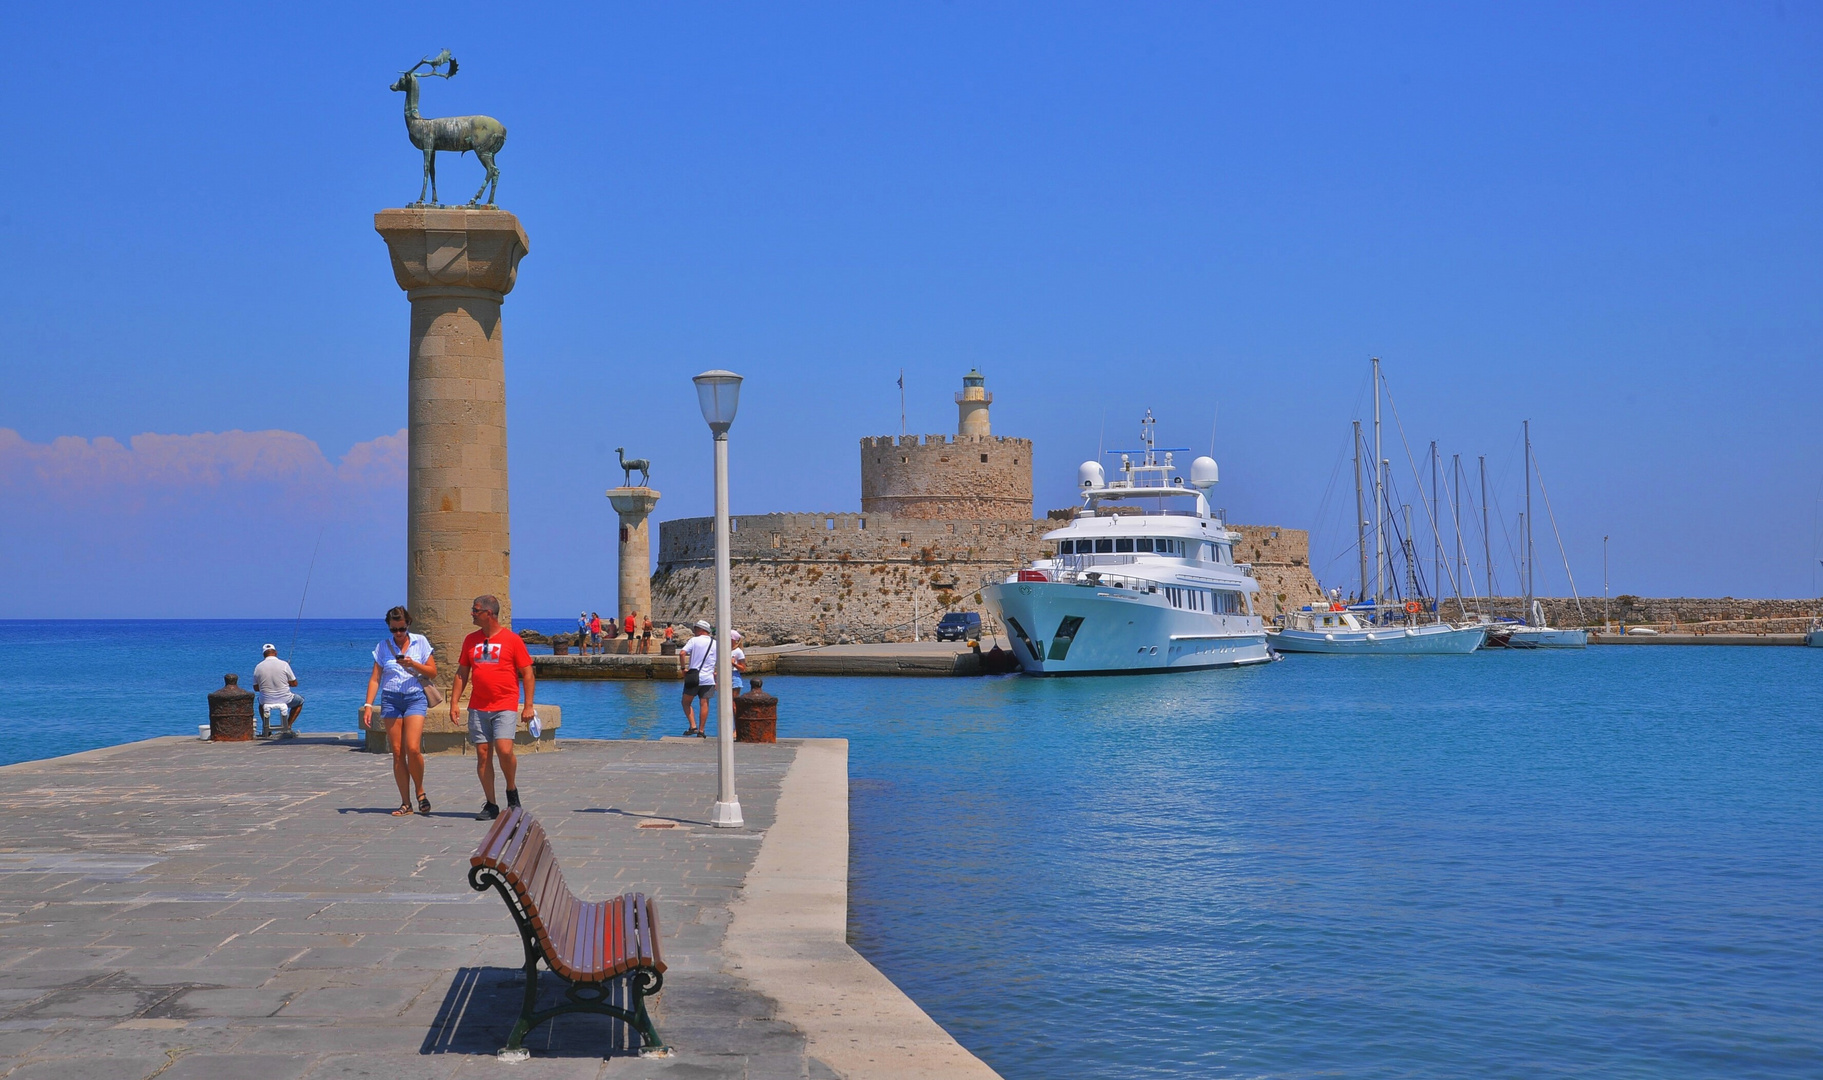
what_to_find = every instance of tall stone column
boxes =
[607,487,661,627]
[375,208,529,683]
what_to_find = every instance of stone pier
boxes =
[608,486,661,625]
[374,207,530,680]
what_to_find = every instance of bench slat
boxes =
[492,809,536,877]
[549,896,578,982]
[511,828,552,921]
[605,895,623,978]
[578,900,600,981]
[643,895,665,974]
[595,898,610,978]
[528,843,564,937]
[470,806,519,868]
[632,891,650,972]
[621,893,639,976]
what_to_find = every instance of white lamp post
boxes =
[694,369,744,828]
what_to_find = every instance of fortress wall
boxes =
[1441,595,1823,627]
[859,434,1033,520]
[652,514,1324,644]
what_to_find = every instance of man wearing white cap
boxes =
[252,644,303,738]
[677,620,716,737]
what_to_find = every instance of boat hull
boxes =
[1807,629,1823,648]
[984,581,1271,675]
[1499,626,1588,649]
[1268,623,1488,655]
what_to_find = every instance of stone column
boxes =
[607,487,661,629]
[375,207,529,684]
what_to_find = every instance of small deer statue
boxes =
[616,448,651,488]
[390,51,507,207]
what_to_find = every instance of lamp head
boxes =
[693,370,744,434]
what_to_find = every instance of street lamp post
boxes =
[693,369,744,829]
[1603,535,1610,630]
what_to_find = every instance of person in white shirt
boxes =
[677,620,716,737]
[358,606,438,817]
[252,644,303,737]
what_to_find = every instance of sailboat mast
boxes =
[1480,454,1492,601]
[1372,358,1383,611]
[1453,453,1463,601]
[1524,420,1535,625]
[1431,441,1440,609]
[1353,420,1367,603]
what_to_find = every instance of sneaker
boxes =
[505,789,521,809]
[475,803,499,821]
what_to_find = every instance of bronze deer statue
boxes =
[390,51,507,207]
[616,448,651,488]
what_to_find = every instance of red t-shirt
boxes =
[459,629,532,711]
[624,614,636,634]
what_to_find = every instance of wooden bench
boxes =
[467,807,669,1058]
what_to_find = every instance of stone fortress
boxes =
[650,371,1323,645]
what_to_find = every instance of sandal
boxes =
[391,803,414,817]
[418,793,432,816]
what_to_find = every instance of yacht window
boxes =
[1202,542,1216,561]
[1115,538,1134,553]
[1159,539,1176,555]
[1057,540,1074,554]
[1136,538,1154,552]
[1094,539,1114,554]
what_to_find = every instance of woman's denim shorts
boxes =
[380,686,429,719]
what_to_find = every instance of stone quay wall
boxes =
[1441,595,1823,628]
[859,434,1033,520]
[651,513,1323,645]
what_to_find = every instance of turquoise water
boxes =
[3,621,1819,1078]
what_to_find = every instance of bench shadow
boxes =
[420,966,643,1058]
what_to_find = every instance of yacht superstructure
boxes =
[983,413,1271,675]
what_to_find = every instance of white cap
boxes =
[694,620,712,632]
[261,643,277,653]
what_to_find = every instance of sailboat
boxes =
[1270,358,1487,656]
[1491,420,1587,649]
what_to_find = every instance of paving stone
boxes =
[156,1052,313,1080]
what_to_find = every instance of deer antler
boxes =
[402,50,459,78]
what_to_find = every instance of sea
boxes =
[2,619,1819,1079]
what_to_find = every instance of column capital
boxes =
[375,207,529,298]
[607,487,663,519]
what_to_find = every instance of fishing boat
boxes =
[982,413,1271,675]
[1270,593,1487,654]
[1806,620,1823,648]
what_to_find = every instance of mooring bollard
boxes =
[207,674,256,742]
[733,678,777,743]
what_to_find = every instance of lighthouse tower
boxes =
[859,369,1032,520]
[956,368,992,436]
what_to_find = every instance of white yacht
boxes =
[1270,593,1488,654]
[983,413,1272,676]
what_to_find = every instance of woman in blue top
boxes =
[359,606,437,817]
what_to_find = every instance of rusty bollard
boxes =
[734,679,777,743]
[208,674,256,742]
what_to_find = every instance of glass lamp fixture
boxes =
[692,370,743,434]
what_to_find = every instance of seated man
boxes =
[253,643,303,737]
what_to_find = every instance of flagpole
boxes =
[898,369,905,438]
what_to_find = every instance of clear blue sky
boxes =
[3,2,1820,617]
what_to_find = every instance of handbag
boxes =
[395,640,446,708]
[681,639,710,691]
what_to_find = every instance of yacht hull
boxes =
[1498,626,1588,649]
[1268,623,1488,654]
[985,581,1271,675]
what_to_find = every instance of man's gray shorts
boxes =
[467,709,519,745]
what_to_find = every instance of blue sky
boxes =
[3,2,1820,617]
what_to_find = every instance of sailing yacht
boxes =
[983,413,1271,675]
[1492,421,1588,649]
[1270,357,1487,656]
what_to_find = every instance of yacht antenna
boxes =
[1524,420,1535,626]
[1372,357,1384,613]
[1353,420,1368,604]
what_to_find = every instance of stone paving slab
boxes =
[0,736,828,1079]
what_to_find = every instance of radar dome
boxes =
[1189,456,1219,488]
[1078,460,1106,489]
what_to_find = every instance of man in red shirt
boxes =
[450,594,537,821]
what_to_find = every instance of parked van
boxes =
[935,612,983,642]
